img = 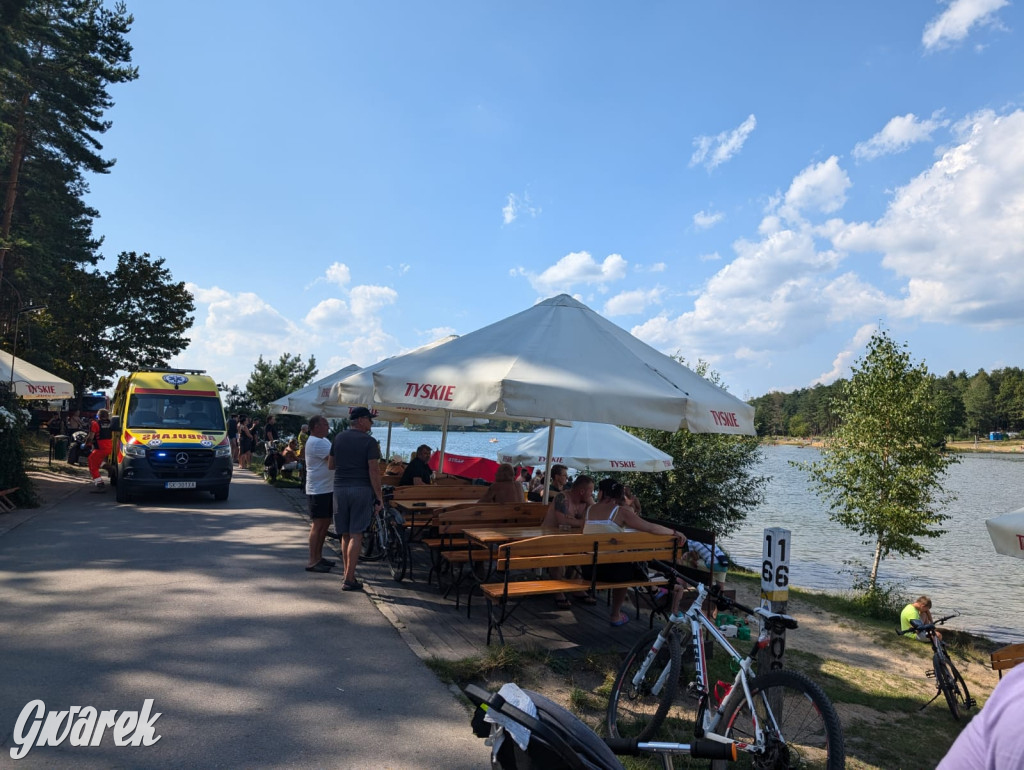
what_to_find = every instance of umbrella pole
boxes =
[438,410,451,477]
[385,422,393,459]
[542,418,556,504]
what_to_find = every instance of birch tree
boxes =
[801,331,957,591]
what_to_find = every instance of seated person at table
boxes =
[541,475,596,609]
[582,478,686,627]
[399,445,433,486]
[279,439,301,478]
[477,463,523,503]
[528,464,568,502]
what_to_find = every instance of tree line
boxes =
[750,366,1024,439]
[1,1,192,404]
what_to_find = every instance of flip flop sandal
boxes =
[554,597,573,610]
[610,612,630,627]
[305,563,331,573]
[573,593,597,605]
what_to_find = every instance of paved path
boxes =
[0,469,488,768]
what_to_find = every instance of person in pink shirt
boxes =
[937,662,1024,769]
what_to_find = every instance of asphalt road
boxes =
[0,471,488,768]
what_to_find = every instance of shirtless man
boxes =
[543,474,595,529]
[542,475,595,609]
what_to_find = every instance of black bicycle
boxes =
[359,487,408,581]
[897,610,974,721]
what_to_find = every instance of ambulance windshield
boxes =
[127,395,226,432]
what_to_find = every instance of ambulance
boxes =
[107,368,232,503]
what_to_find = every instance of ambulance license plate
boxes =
[165,481,196,489]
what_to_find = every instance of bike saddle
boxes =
[755,607,799,631]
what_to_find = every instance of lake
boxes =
[376,426,1024,642]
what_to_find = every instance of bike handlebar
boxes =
[895,611,960,636]
[650,559,798,632]
[605,737,737,761]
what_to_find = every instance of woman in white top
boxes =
[583,478,687,626]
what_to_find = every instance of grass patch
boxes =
[425,644,547,686]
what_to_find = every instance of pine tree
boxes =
[0,0,136,306]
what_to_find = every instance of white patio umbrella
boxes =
[366,294,754,498]
[268,364,362,416]
[498,421,674,473]
[986,507,1024,560]
[370,295,755,435]
[329,336,526,464]
[0,348,74,400]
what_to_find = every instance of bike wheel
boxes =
[719,669,844,770]
[606,626,681,741]
[946,657,972,715]
[383,510,407,582]
[360,512,383,562]
[933,652,966,720]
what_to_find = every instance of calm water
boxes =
[378,427,1024,642]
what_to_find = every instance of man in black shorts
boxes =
[328,407,383,590]
[304,416,335,572]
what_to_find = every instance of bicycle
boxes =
[359,487,408,582]
[606,563,845,769]
[896,610,974,721]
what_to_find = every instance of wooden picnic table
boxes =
[459,525,566,616]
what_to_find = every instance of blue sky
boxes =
[86,1,1023,399]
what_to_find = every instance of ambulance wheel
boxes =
[213,485,230,501]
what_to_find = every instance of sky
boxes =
[84,0,1024,400]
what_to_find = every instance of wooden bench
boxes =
[0,487,20,513]
[425,503,549,598]
[992,642,1024,679]
[390,485,483,501]
[481,532,679,644]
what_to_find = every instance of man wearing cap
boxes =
[328,407,383,591]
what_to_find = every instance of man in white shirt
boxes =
[304,416,335,572]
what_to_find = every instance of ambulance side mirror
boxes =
[110,415,121,432]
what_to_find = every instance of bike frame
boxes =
[634,580,769,756]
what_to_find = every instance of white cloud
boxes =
[325,262,351,287]
[649,262,667,273]
[690,114,757,170]
[603,288,664,317]
[502,192,540,225]
[922,0,1008,50]
[812,324,877,385]
[304,298,348,327]
[693,209,725,229]
[179,279,400,388]
[853,112,949,160]
[518,251,628,295]
[781,156,851,219]
[628,108,1024,394]
[835,108,1024,326]
[422,326,457,341]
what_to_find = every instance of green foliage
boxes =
[616,428,766,537]
[218,383,257,416]
[34,252,194,400]
[799,331,958,590]
[0,391,35,506]
[0,0,138,307]
[615,360,766,538]
[244,353,318,411]
[753,366,1024,439]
